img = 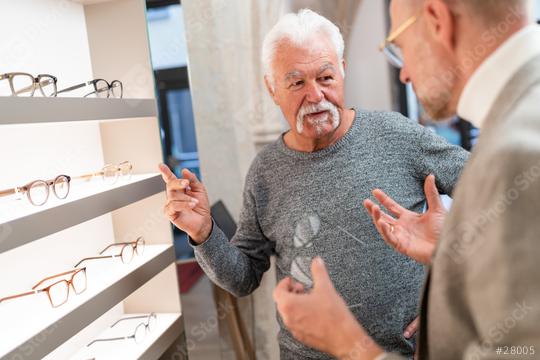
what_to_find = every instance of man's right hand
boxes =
[159,164,212,244]
[363,174,447,265]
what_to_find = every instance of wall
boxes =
[345,0,394,111]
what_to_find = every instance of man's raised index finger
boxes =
[158,163,178,183]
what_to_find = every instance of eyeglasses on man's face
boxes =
[0,72,58,97]
[74,237,145,268]
[87,313,157,346]
[379,12,420,68]
[0,268,87,308]
[0,175,71,206]
[56,78,123,98]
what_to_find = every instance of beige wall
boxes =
[345,0,394,111]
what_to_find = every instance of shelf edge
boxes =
[0,97,157,125]
[0,175,165,255]
[3,245,176,360]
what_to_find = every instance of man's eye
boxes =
[319,76,333,82]
[290,80,304,88]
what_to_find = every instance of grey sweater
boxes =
[192,110,469,359]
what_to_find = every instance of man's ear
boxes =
[423,0,456,53]
[264,75,279,105]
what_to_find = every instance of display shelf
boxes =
[0,245,175,360]
[71,313,184,360]
[0,174,165,254]
[0,0,185,358]
[0,97,157,125]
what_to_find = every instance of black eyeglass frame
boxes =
[56,78,123,98]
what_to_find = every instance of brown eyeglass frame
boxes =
[74,161,133,184]
[0,175,71,206]
[0,268,87,308]
[74,237,145,268]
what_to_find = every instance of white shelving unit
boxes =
[0,174,165,253]
[71,313,184,360]
[0,0,185,359]
[0,97,157,125]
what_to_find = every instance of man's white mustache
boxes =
[296,100,340,134]
[298,101,334,119]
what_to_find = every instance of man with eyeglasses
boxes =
[159,8,469,359]
[273,0,540,359]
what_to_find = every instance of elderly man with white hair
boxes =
[159,9,468,359]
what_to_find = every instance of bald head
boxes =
[389,0,531,120]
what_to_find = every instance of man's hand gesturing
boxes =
[364,174,446,265]
[159,164,212,244]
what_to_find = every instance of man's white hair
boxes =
[261,9,345,86]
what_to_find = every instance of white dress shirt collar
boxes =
[457,25,540,128]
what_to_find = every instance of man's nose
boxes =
[399,66,411,84]
[305,81,324,103]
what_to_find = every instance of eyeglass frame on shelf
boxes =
[0,72,58,97]
[0,268,87,308]
[56,78,123,98]
[110,312,157,328]
[379,12,421,69]
[74,237,145,268]
[0,174,71,206]
[74,161,133,185]
[87,313,157,347]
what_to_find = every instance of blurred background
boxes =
[144,1,540,359]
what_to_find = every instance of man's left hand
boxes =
[273,257,384,359]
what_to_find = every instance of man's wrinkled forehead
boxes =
[274,37,338,73]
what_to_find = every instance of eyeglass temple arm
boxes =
[0,289,43,304]
[0,290,41,304]
[84,87,110,98]
[57,81,91,95]
[99,242,134,255]
[9,77,56,96]
[379,13,420,51]
[0,188,18,198]
[110,314,152,328]
[74,255,118,268]
[74,171,104,181]
[87,335,133,347]
[13,85,35,96]
[32,268,82,290]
